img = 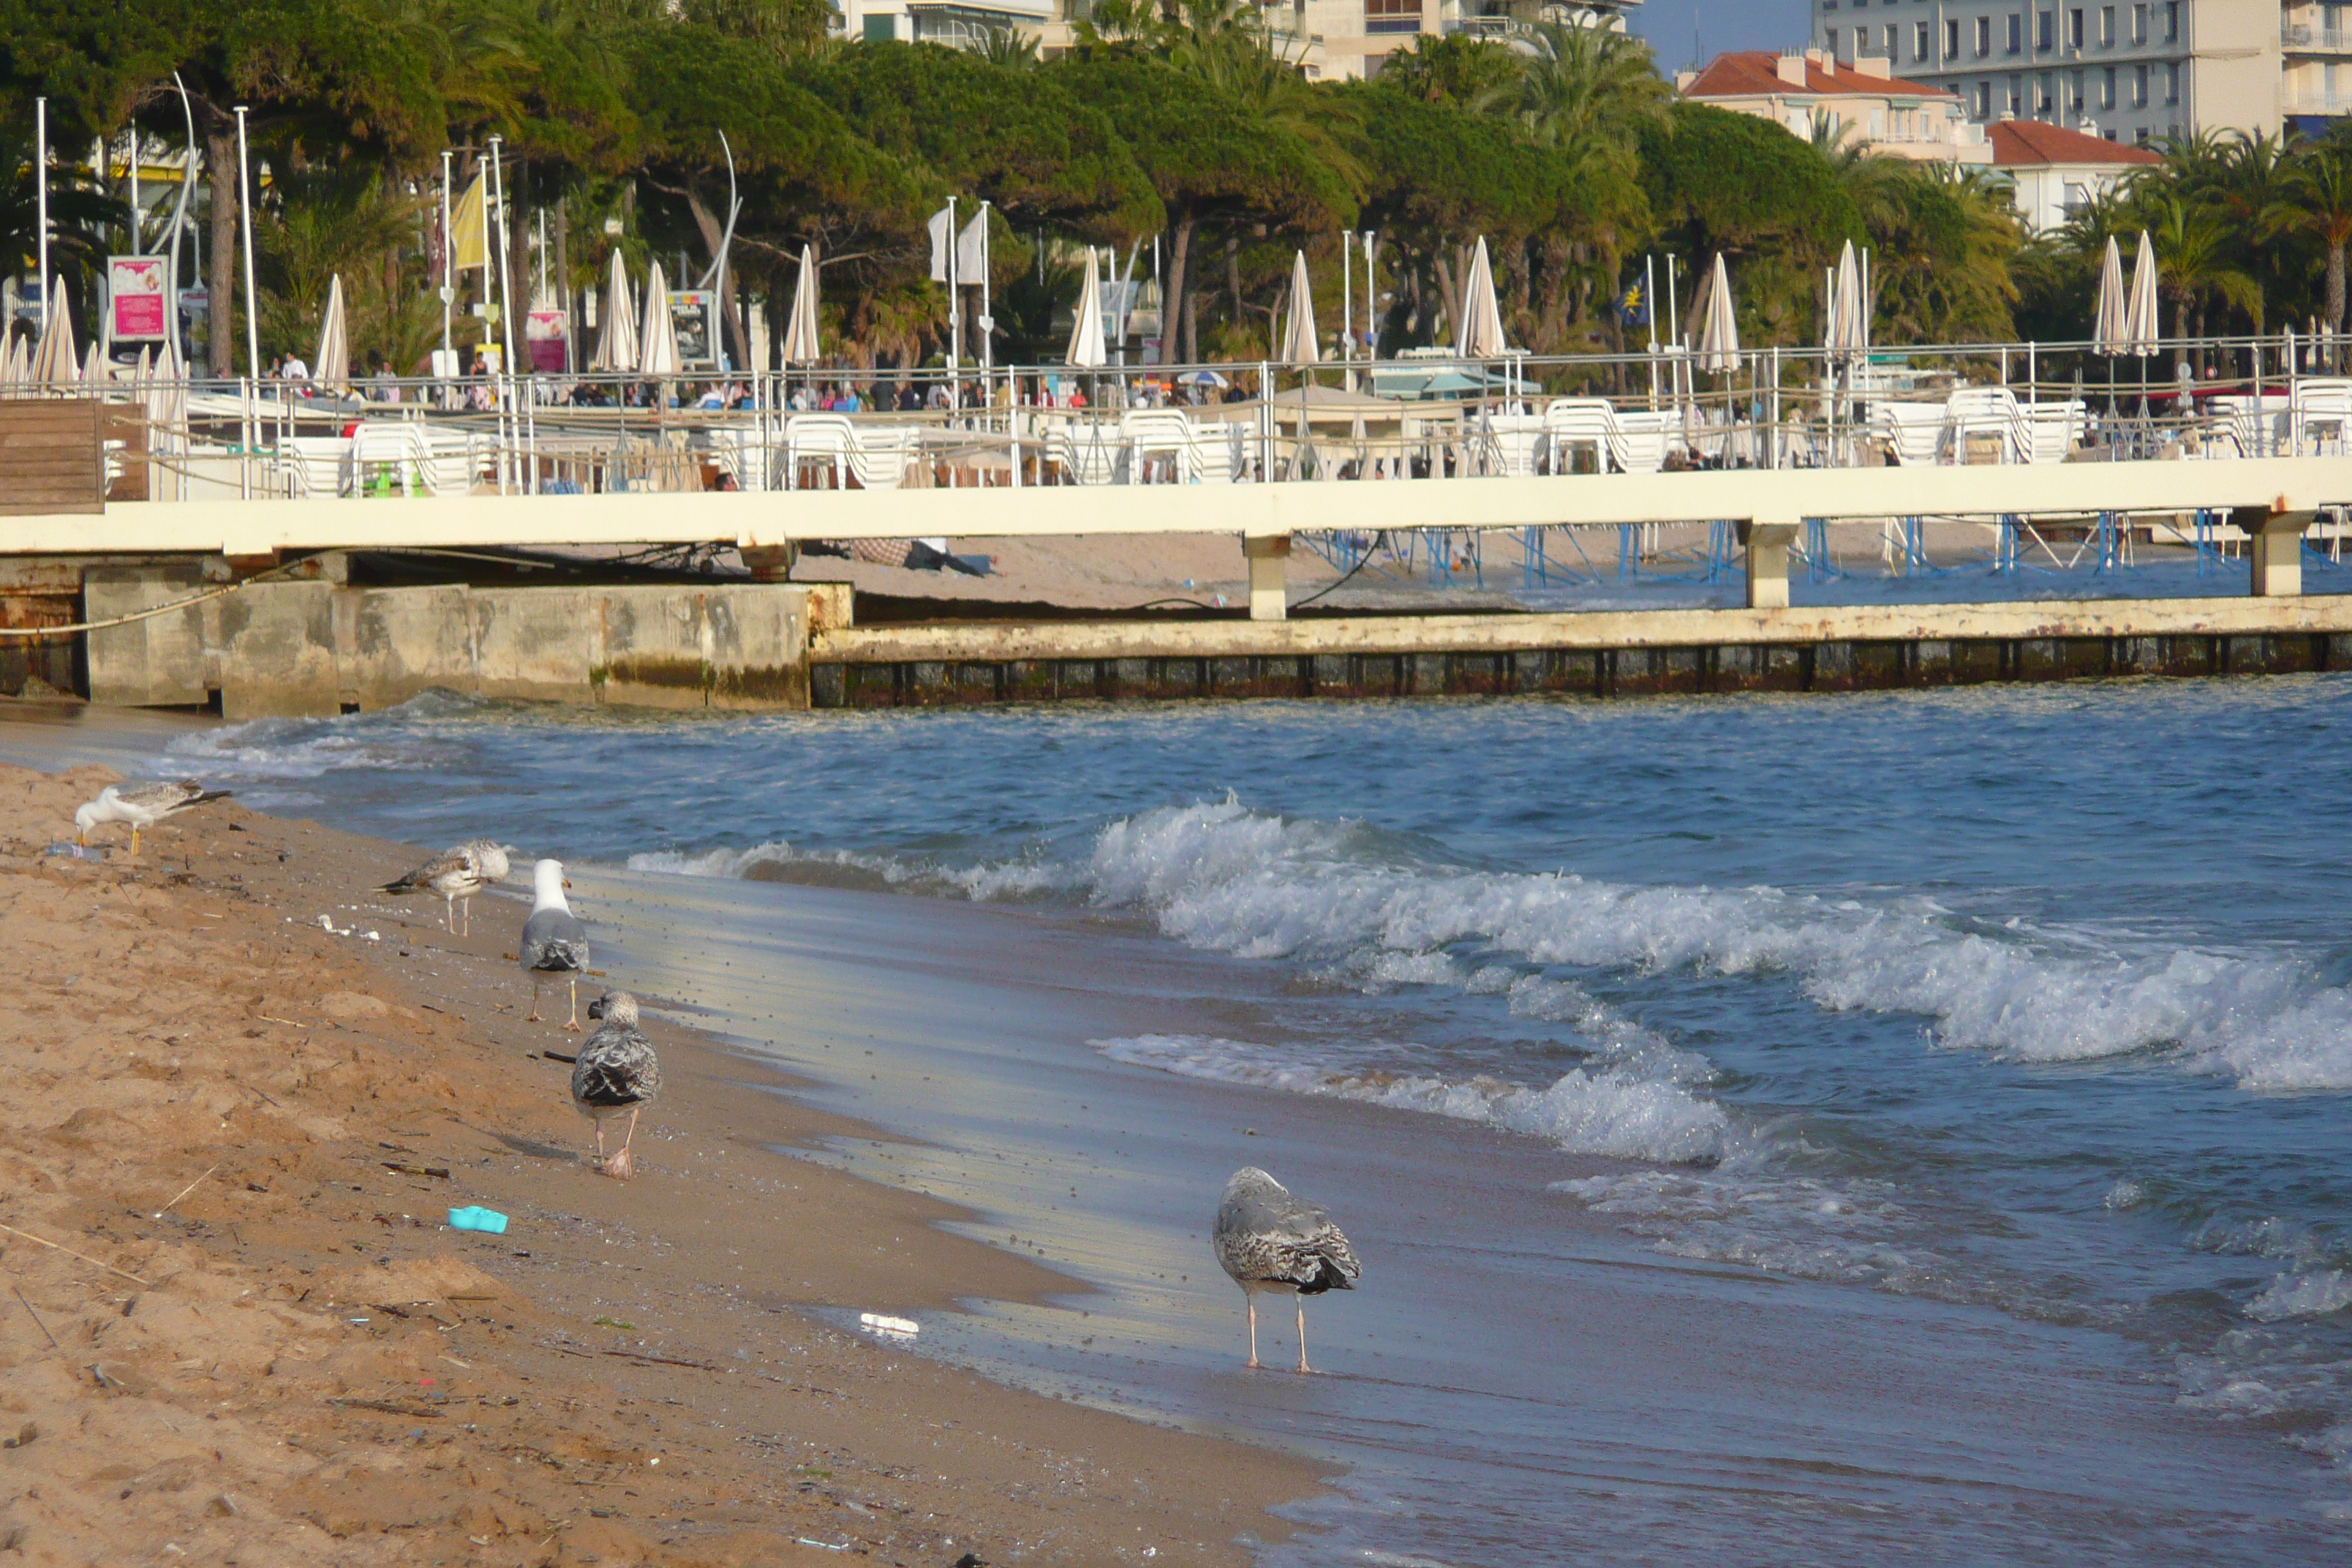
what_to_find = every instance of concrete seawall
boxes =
[83,574,847,719]
[807,595,2352,706]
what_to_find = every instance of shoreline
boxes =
[0,759,1330,1566]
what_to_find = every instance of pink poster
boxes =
[108,257,170,340]
[526,309,570,374]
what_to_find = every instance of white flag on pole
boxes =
[956,210,987,283]
[927,206,957,283]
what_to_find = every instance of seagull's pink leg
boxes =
[1245,1294,1261,1370]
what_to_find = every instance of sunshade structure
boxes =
[638,260,680,378]
[1693,254,1741,374]
[780,244,821,366]
[2092,235,2130,356]
[314,274,351,393]
[1278,250,1320,366]
[30,284,78,385]
[1,331,26,387]
[2125,230,2160,356]
[1064,249,1107,369]
[1454,236,1508,359]
[1827,241,1868,361]
[589,250,638,374]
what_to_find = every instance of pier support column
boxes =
[1738,520,1802,610]
[1245,534,1290,622]
[2236,505,2315,597]
[740,543,797,582]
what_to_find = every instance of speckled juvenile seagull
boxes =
[73,780,232,856]
[573,990,661,1180]
[379,840,516,935]
[1213,1166,1362,1373]
[520,858,590,1030]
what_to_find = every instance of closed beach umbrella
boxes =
[1455,235,1507,359]
[1064,249,1107,369]
[1827,241,1867,361]
[81,341,103,384]
[589,249,638,374]
[638,260,680,379]
[1,330,26,387]
[1695,253,1741,374]
[1279,249,1320,367]
[780,244,821,366]
[2125,230,2160,357]
[2092,235,2128,357]
[31,284,78,385]
[314,274,352,393]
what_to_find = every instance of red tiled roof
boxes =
[1681,50,1957,102]
[1988,118,2163,167]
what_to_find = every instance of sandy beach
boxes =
[0,757,1327,1567]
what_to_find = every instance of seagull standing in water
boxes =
[73,780,232,856]
[1213,1166,1362,1373]
[379,839,516,935]
[573,990,660,1179]
[520,858,590,1029]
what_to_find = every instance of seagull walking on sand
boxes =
[574,990,661,1179]
[73,780,232,856]
[379,839,516,935]
[1213,1167,1362,1373]
[520,858,590,1029]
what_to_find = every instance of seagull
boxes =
[520,858,590,1030]
[73,780,232,856]
[378,840,516,935]
[1212,1167,1362,1373]
[574,990,660,1180]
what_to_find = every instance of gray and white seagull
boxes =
[73,780,232,856]
[520,857,590,1030]
[1213,1166,1362,1373]
[380,838,516,935]
[573,990,660,1180]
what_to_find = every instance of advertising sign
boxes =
[670,289,716,371]
[525,309,570,374]
[108,257,171,341]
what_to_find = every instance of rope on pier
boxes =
[0,553,328,638]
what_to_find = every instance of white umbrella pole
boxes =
[440,151,453,376]
[34,98,48,331]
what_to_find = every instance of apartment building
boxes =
[1677,48,1995,161]
[831,0,1639,82]
[1811,1,2289,143]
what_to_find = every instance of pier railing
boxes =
[31,333,2352,509]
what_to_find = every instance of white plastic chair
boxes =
[1869,402,1948,465]
[785,414,854,489]
[1945,387,2027,464]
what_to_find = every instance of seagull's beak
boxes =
[563,878,573,889]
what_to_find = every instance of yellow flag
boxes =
[449,171,490,271]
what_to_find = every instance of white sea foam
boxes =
[2246,1270,2352,1322]
[1090,1034,1727,1164]
[627,839,802,878]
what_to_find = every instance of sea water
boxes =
[30,677,2352,1561]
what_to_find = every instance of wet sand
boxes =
[0,753,1327,1566]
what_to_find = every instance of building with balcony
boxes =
[1676,49,1995,163]
[831,0,1640,83]
[1989,116,2163,229]
[1809,1,2291,143]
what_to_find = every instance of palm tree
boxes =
[2288,146,2352,362]
[1486,20,1668,157]
[2134,186,2262,375]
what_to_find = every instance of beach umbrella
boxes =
[1,330,25,388]
[2125,230,2160,358]
[1827,241,1868,361]
[589,249,638,374]
[1278,249,1320,367]
[780,244,821,366]
[81,341,104,384]
[638,259,680,379]
[31,284,78,386]
[2092,235,2129,357]
[1064,249,1107,369]
[1454,235,1508,359]
[314,274,351,393]
[1693,254,1741,374]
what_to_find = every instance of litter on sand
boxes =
[858,1312,918,1340]
[447,1206,509,1235]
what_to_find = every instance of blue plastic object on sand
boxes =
[447,1205,509,1235]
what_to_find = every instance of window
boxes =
[1978,16,1992,56]
[2165,1,2178,44]
[2100,5,2114,46]
[2133,61,2148,105]
[2132,4,2146,44]
[2038,71,2054,113]
[2102,64,2117,108]
[2070,67,2084,111]
[1826,26,1839,56]
[2008,14,2023,54]
[1362,0,1417,34]
[2037,10,2053,51]
[862,12,893,39]
[2165,60,2179,103]
[2068,9,2084,49]
[1977,79,1993,117]
[1917,21,1931,61]
[2136,126,2151,143]
[1948,18,1961,59]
